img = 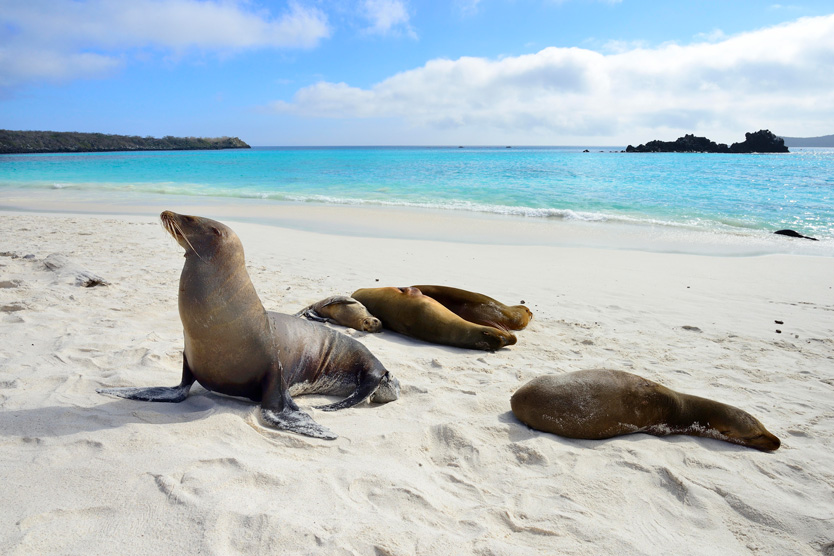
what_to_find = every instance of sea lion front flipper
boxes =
[98,384,192,402]
[97,354,195,403]
[296,296,359,321]
[260,406,337,440]
[319,296,359,308]
[260,362,337,440]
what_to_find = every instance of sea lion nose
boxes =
[160,210,178,222]
[763,433,781,451]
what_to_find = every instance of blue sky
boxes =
[1,0,833,145]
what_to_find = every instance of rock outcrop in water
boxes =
[626,130,788,153]
[0,130,250,154]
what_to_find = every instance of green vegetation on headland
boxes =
[626,129,788,153]
[0,129,250,154]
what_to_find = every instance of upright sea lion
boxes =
[98,211,399,440]
[511,369,780,451]
[352,286,516,351]
[295,295,382,332]
[411,285,532,331]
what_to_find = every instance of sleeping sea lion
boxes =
[295,295,382,332]
[352,286,516,351]
[411,284,532,331]
[511,369,780,451]
[98,211,399,440]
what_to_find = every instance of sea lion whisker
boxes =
[171,219,206,262]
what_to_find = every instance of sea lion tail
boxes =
[261,407,337,440]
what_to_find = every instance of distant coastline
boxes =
[0,129,250,154]
[780,134,834,148]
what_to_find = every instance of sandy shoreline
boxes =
[1,208,833,554]
[2,188,833,256]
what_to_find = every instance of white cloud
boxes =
[693,28,727,43]
[454,0,482,17]
[361,0,415,38]
[0,0,330,88]
[272,14,834,143]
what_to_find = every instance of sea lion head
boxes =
[160,211,241,261]
[710,409,781,452]
[361,316,383,333]
[478,327,517,351]
[509,304,534,329]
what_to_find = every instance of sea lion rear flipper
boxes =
[260,407,337,440]
[317,369,400,412]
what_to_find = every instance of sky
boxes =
[1,0,833,146]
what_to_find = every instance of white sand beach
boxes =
[1,207,833,555]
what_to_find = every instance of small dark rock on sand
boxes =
[774,229,818,241]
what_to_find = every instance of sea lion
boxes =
[411,285,532,331]
[352,286,516,351]
[98,211,399,440]
[510,369,780,451]
[295,295,382,332]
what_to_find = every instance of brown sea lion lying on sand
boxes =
[511,369,780,451]
[352,286,517,351]
[296,295,382,332]
[411,284,532,331]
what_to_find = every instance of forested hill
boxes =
[0,130,250,154]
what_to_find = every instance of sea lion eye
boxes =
[212,227,222,236]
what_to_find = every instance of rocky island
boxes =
[626,129,788,153]
[0,130,250,154]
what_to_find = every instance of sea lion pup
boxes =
[98,211,399,440]
[295,295,382,332]
[352,286,516,351]
[511,369,780,451]
[411,285,532,331]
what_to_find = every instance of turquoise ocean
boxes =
[1,146,832,246]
